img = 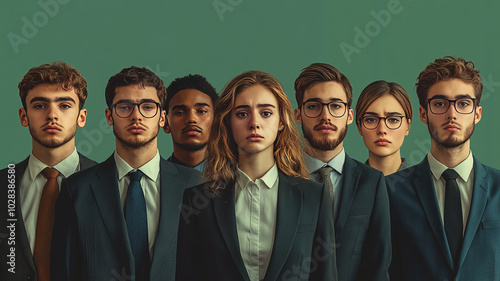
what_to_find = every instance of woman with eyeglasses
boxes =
[175,70,336,281]
[355,80,412,175]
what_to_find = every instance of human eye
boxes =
[306,102,320,110]
[59,103,72,109]
[330,102,343,109]
[457,99,471,107]
[387,117,401,124]
[140,103,156,111]
[261,111,272,117]
[197,108,209,114]
[235,111,248,118]
[32,103,46,110]
[116,103,131,111]
[364,117,378,123]
[432,99,446,107]
[173,110,184,116]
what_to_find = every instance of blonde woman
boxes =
[176,71,336,281]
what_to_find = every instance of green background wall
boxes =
[1,0,499,168]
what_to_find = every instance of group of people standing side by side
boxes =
[0,56,498,281]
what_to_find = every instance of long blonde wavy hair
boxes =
[203,70,308,193]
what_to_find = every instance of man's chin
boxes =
[176,141,208,152]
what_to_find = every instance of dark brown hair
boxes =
[105,66,167,108]
[416,56,482,107]
[18,61,88,109]
[294,63,353,107]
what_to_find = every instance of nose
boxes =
[130,104,143,121]
[445,101,458,120]
[377,118,388,135]
[249,114,261,130]
[46,103,59,121]
[319,104,331,121]
[186,110,197,124]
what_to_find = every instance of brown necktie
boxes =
[33,167,60,281]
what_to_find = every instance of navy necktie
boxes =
[442,168,462,268]
[125,170,150,281]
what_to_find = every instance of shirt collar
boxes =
[236,163,278,190]
[427,151,474,182]
[28,148,79,180]
[303,148,345,175]
[114,150,160,182]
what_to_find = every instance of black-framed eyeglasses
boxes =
[111,101,161,118]
[361,115,405,130]
[427,97,477,115]
[302,100,348,118]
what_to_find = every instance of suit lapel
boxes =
[264,173,302,281]
[213,184,250,281]
[413,159,454,269]
[334,155,359,239]
[77,153,97,170]
[15,158,37,272]
[151,159,183,266]
[90,156,133,261]
[457,157,487,269]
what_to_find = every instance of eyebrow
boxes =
[303,98,345,103]
[429,94,474,100]
[364,111,404,116]
[30,96,76,104]
[234,103,276,110]
[171,103,211,110]
[115,99,158,104]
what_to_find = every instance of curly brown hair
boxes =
[18,61,88,109]
[204,70,309,193]
[416,56,482,107]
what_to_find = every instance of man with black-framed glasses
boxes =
[294,63,391,281]
[387,56,500,281]
[51,66,201,281]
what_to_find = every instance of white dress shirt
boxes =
[234,164,279,281]
[20,148,80,252]
[114,150,161,259]
[427,152,474,234]
[303,148,345,220]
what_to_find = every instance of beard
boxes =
[174,140,208,152]
[114,124,159,149]
[30,123,76,149]
[428,120,474,149]
[302,123,348,151]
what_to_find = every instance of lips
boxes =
[375,138,391,145]
[314,124,337,133]
[43,125,61,133]
[182,125,202,136]
[443,123,460,131]
[246,133,263,141]
[128,125,146,133]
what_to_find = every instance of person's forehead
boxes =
[427,79,477,99]
[114,84,159,102]
[170,89,212,107]
[26,84,79,101]
[303,81,347,102]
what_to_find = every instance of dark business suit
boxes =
[176,171,337,281]
[0,154,95,281]
[387,157,500,280]
[51,155,201,281]
[324,155,391,281]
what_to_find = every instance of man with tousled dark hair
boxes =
[0,62,96,281]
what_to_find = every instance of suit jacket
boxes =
[51,155,201,281]
[387,157,500,280]
[176,171,337,281]
[0,154,96,281]
[334,155,391,281]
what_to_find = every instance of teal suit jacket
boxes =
[176,171,337,281]
[387,157,500,280]
[51,155,201,281]
[0,154,95,281]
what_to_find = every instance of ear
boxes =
[77,109,87,128]
[474,106,482,124]
[105,108,113,125]
[294,108,302,124]
[19,108,29,127]
[405,118,412,136]
[419,106,428,124]
[158,110,166,128]
[163,115,171,133]
[278,119,285,131]
[346,108,354,125]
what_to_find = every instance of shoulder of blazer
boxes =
[66,154,115,185]
[278,170,323,193]
[77,153,97,170]
[0,157,29,188]
[344,154,383,177]
[386,157,428,190]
